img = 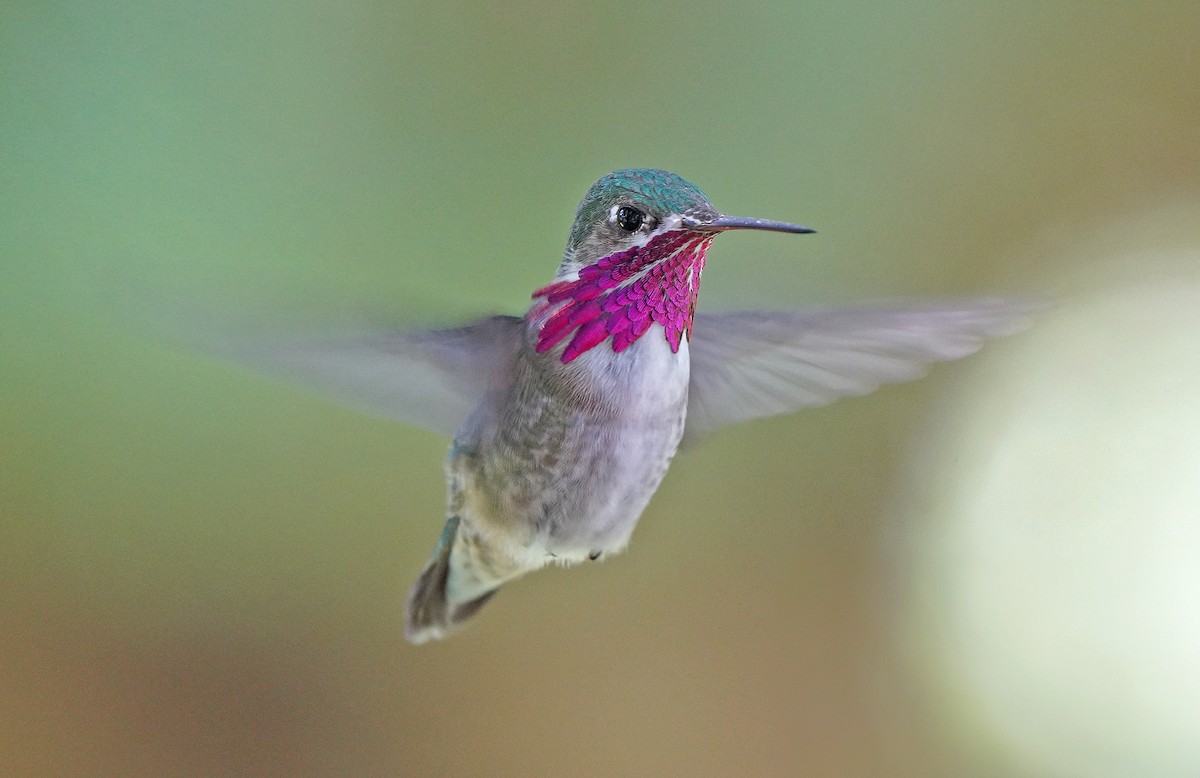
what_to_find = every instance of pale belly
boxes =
[449,327,690,566]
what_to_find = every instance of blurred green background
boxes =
[3,2,1199,776]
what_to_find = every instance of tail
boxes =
[403,516,515,644]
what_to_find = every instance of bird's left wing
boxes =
[215,314,524,437]
[683,299,1033,444]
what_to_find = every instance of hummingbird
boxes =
[232,168,1028,643]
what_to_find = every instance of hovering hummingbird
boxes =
[235,168,1027,643]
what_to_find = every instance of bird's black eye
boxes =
[615,205,645,232]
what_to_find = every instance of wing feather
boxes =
[216,315,523,437]
[684,299,1033,442]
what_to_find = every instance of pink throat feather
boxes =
[531,229,713,364]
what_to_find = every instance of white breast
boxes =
[532,325,691,557]
[568,324,691,419]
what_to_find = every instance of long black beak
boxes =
[683,214,815,234]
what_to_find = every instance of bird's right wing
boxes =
[683,299,1034,444]
[211,314,525,437]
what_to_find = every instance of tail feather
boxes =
[403,516,504,644]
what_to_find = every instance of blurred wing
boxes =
[221,315,523,437]
[684,299,1034,443]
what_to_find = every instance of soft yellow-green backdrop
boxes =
[3,2,1198,776]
